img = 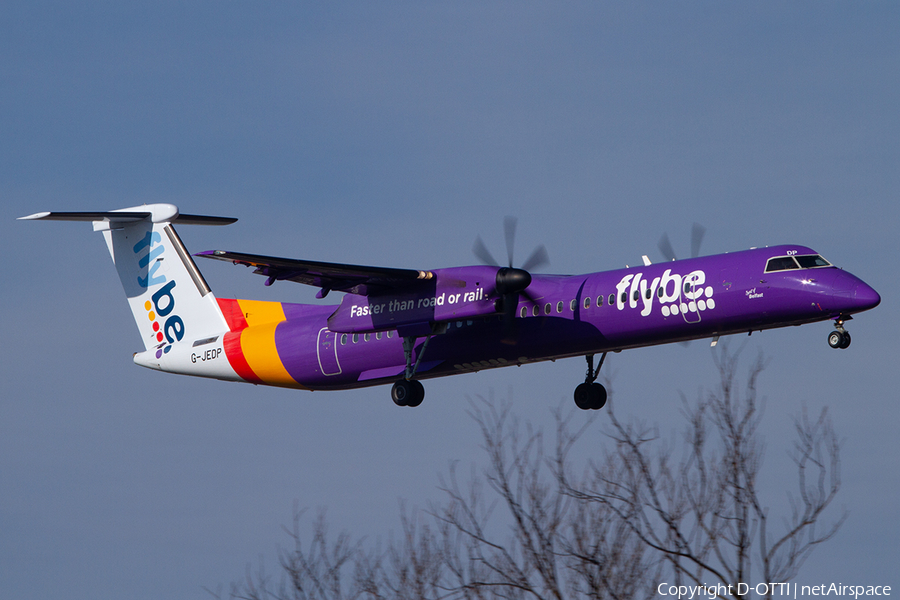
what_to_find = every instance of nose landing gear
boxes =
[828,317,852,349]
[828,329,851,349]
[574,352,608,410]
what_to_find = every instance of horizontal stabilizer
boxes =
[19,207,236,226]
[20,203,233,355]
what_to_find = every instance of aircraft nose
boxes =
[832,273,881,314]
[853,281,881,312]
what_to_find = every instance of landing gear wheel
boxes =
[839,331,851,349]
[590,383,607,410]
[828,330,851,349]
[391,379,425,407]
[574,382,607,411]
[827,331,843,349]
[407,380,425,407]
[574,383,592,410]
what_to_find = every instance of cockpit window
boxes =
[765,256,800,272]
[795,254,832,268]
[765,254,832,273]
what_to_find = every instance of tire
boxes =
[392,379,425,407]
[407,380,425,407]
[574,383,592,410]
[839,331,851,349]
[591,383,608,410]
[391,380,412,406]
[827,331,844,349]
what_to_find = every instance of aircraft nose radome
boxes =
[853,281,881,312]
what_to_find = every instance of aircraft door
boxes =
[316,327,342,376]
[681,275,702,324]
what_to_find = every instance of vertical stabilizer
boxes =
[20,204,235,358]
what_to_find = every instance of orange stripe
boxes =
[239,321,298,386]
[217,298,297,387]
[236,299,289,327]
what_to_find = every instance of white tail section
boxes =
[21,204,234,357]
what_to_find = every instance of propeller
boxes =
[657,222,707,347]
[658,222,707,262]
[473,216,550,272]
[472,217,549,343]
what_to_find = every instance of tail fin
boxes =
[20,204,236,357]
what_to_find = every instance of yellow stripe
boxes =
[239,321,298,387]
[236,299,289,327]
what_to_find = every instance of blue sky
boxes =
[2,3,898,598]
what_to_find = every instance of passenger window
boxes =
[387,330,394,339]
[620,292,627,304]
[609,293,615,305]
[584,297,591,309]
[376,332,382,340]
[352,334,359,343]
[520,306,527,318]
[532,305,540,317]
[364,333,370,342]
[556,301,563,313]
[597,295,603,307]
[570,299,577,311]
[544,303,551,315]
[340,334,347,345]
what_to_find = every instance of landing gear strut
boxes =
[828,317,852,350]
[391,335,432,407]
[574,352,608,411]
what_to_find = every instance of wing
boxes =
[195,250,434,297]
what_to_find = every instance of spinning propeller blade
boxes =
[472,236,499,268]
[472,217,550,344]
[658,233,677,262]
[521,244,550,272]
[503,216,517,268]
[658,222,706,261]
[691,223,706,258]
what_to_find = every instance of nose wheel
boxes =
[827,329,851,349]
[828,317,852,350]
[574,353,608,410]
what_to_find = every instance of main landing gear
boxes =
[827,316,852,350]
[391,379,425,407]
[574,352,608,411]
[391,335,432,407]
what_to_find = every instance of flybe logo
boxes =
[134,230,185,358]
[615,269,716,318]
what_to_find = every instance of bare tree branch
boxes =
[225,347,843,600]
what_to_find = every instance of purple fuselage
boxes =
[257,245,879,391]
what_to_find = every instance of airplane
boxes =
[20,203,880,410]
